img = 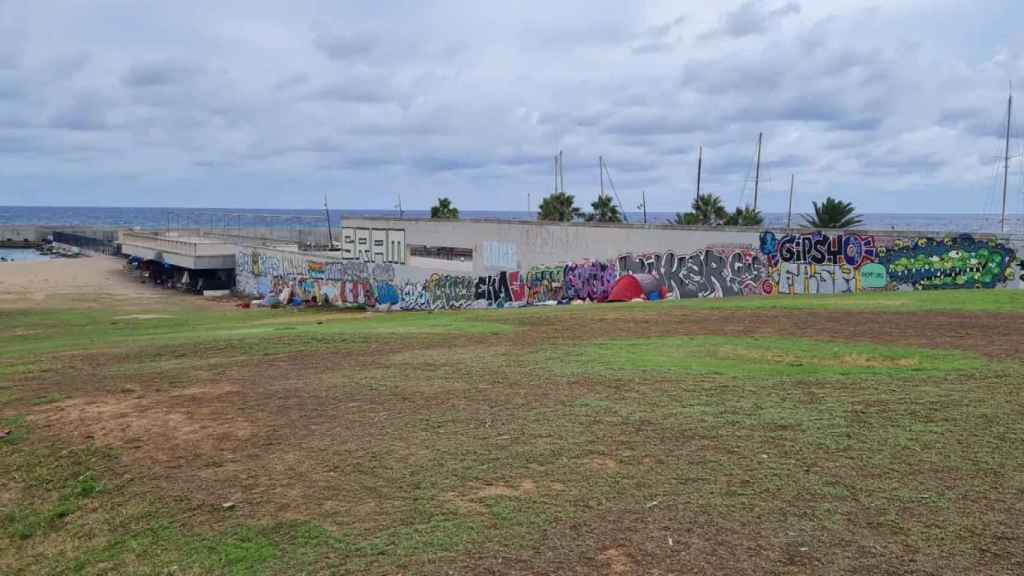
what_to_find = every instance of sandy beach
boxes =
[0,256,211,309]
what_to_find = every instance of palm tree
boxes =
[668,212,700,225]
[430,197,459,220]
[538,192,583,222]
[724,205,764,226]
[669,193,728,226]
[585,194,623,223]
[803,197,862,229]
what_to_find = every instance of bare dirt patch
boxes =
[588,457,619,471]
[597,548,637,574]
[29,383,254,463]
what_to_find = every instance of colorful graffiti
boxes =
[618,248,769,298]
[475,270,528,307]
[235,232,1024,311]
[877,235,1016,290]
[761,231,877,268]
[759,231,879,296]
[564,261,618,301]
[775,262,860,295]
[401,274,477,310]
[526,266,565,303]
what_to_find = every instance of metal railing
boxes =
[52,231,119,255]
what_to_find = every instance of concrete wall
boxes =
[0,226,46,242]
[236,221,1024,310]
[341,217,760,275]
[0,225,123,244]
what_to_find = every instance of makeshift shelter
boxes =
[608,273,664,302]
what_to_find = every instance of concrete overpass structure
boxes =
[119,231,237,269]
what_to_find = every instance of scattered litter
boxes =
[0,429,10,439]
[645,499,660,508]
[668,536,673,546]
[113,314,173,320]
[202,289,231,297]
[222,502,236,510]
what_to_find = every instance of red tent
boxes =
[608,273,662,302]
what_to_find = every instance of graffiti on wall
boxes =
[761,231,877,268]
[526,266,564,303]
[564,261,618,301]
[235,231,1024,310]
[236,249,394,307]
[759,231,878,295]
[877,235,1016,290]
[475,271,527,307]
[400,274,477,310]
[339,227,406,263]
[480,241,519,270]
[618,248,770,298]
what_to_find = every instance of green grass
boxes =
[654,288,1024,313]
[538,336,995,381]
[0,307,511,362]
[1,289,1023,574]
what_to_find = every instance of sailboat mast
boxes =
[1002,84,1012,233]
[754,132,762,211]
[787,174,795,229]
[599,156,605,198]
[553,155,559,194]
[323,194,334,247]
[696,145,703,202]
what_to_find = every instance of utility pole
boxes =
[527,192,531,218]
[1002,83,1012,233]
[396,194,403,219]
[639,190,647,224]
[787,174,795,229]
[696,145,703,202]
[599,156,605,198]
[754,132,762,211]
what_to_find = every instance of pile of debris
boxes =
[36,241,84,258]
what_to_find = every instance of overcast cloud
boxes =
[1,0,1023,213]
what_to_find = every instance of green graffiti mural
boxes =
[878,235,1016,290]
[859,263,888,288]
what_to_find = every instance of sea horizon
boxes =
[3,205,1024,234]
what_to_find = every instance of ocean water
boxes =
[0,248,51,262]
[2,205,1023,234]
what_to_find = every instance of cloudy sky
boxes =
[1,0,1024,214]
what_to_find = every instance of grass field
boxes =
[2,290,1023,574]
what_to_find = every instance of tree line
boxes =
[429,192,862,229]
